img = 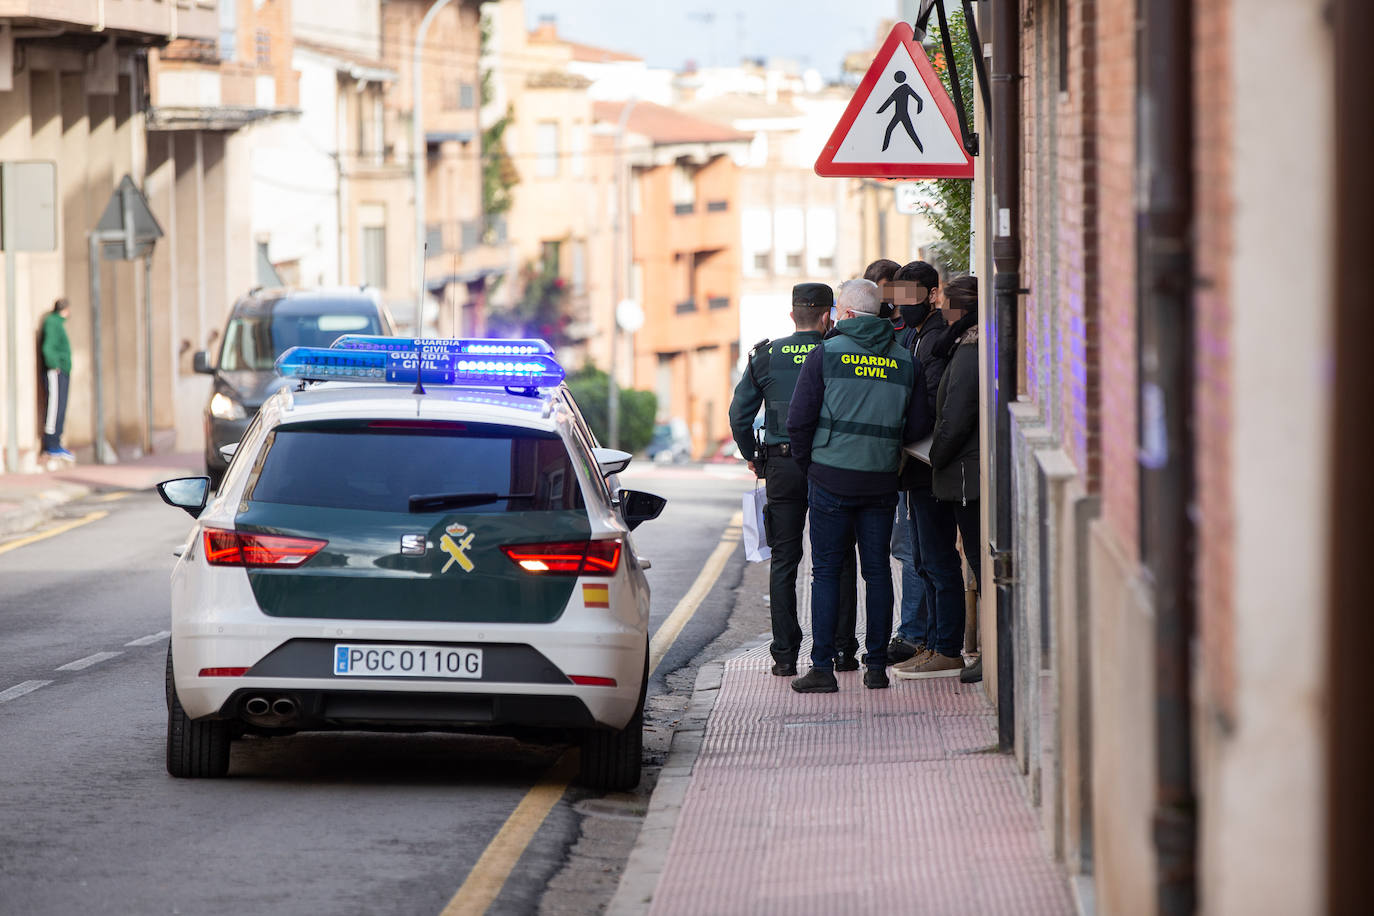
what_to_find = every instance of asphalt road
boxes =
[0,462,751,916]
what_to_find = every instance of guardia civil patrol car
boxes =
[157,337,665,790]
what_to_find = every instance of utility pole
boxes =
[608,99,638,450]
[412,0,455,335]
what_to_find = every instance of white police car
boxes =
[157,337,665,789]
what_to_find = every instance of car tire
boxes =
[578,648,648,792]
[166,651,232,779]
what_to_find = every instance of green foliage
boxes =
[486,258,569,345]
[565,365,658,454]
[482,107,518,223]
[919,9,976,273]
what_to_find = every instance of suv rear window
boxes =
[219,311,382,371]
[247,423,585,513]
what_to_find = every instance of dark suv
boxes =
[194,289,393,485]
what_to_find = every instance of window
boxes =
[571,240,586,294]
[753,252,770,272]
[218,311,381,372]
[671,163,696,213]
[541,240,562,274]
[255,29,271,68]
[818,255,835,271]
[535,121,559,178]
[570,123,586,178]
[218,0,238,61]
[248,424,585,514]
[786,252,803,271]
[362,227,386,288]
[460,83,476,109]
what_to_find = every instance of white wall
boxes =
[250,53,342,287]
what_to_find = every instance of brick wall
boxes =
[1192,0,1235,720]
[1095,0,1138,557]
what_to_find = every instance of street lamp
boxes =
[412,0,455,335]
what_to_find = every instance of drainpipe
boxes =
[1329,1,1374,911]
[412,0,455,335]
[989,0,1021,752]
[1136,0,1196,912]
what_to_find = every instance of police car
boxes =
[156,337,665,790]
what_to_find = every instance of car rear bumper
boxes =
[173,624,645,729]
[214,687,599,732]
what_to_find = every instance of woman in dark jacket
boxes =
[928,275,980,593]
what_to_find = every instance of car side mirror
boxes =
[618,489,666,530]
[593,447,633,478]
[157,477,211,519]
[192,350,213,375]
[218,442,239,463]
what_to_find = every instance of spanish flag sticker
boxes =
[582,584,610,608]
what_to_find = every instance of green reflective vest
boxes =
[811,328,915,473]
[749,331,823,443]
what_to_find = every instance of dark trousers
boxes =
[807,481,897,671]
[906,486,966,656]
[42,369,69,453]
[763,455,857,664]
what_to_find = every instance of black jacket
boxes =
[930,325,979,505]
[898,309,950,490]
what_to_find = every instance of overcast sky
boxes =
[523,0,910,80]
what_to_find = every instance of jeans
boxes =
[953,499,982,593]
[907,486,966,657]
[892,491,929,645]
[42,369,69,453]
[807,482,898,671]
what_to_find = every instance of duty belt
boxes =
[763,443,792,458]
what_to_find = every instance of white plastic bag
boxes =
[742,486,771,563]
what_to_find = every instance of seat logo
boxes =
[400,534,427,556]
[439,523,476,573]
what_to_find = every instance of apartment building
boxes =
[593,101,748,459]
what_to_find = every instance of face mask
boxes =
[900,303,931,328]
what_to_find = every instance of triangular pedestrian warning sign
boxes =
[815,23,975,180]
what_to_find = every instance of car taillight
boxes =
[500,539,622,575]
[198,667,250,677]
[202,528,327,568]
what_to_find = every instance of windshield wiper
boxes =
[409,489,538,512]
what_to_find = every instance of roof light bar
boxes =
[275,346,566,388]
[331,335,554,357]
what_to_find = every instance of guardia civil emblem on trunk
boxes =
[439,523,476,573]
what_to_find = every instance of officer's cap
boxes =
[792,283,833,310]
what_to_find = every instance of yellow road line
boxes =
[0,511,109,558]
[648,509,743,674]
[92,491,130,503]
[437,510,745,915]
[440,751,577,916]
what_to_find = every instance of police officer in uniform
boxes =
[787,279,933,693]
[729,283,858,676]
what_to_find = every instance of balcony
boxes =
[675,300,697,314]
[708,296,730,310]
[673,202,695,216]
[10,0,219,42]
[706,200,729,212]
[425,217,509,255]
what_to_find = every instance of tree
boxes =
[565,365,657,454]
[485,258,571,346]
[919,9,976,273]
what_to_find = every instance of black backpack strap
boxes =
[746,338,771,388]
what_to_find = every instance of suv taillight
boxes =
[500,539,621,575]
[202,528,327,568]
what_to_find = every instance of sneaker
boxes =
[887,637,925,664]
[891,648,934,673]
[959,657,983,684]
[834,652,860,672]
[893,653,964,680]
[771,660,798,677]
[863,668,889,689]
[53,448,75,462]
[790,668,839,693]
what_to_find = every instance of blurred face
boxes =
[944,300,967,324]
[889,281,930,307]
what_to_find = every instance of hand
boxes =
[747,460,757,473]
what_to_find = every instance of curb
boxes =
[606,639,765,916]
[0,481,93,541]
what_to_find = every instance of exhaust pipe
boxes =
[244,696,270,717]
[271,697,298,718]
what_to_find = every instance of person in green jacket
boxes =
[41,298,74,461]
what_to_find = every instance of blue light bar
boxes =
[330,335,554,357]
[276,346,565,388]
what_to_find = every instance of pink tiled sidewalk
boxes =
[644,646,1075,915]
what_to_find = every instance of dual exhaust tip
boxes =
[243,695,297,720]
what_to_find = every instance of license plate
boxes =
[332,644,482,679]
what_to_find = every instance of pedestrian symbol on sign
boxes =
[878,71,925,152]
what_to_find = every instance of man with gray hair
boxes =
[787,278,933,692]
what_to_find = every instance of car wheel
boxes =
[578,648,647,791]
[166,652,232,779]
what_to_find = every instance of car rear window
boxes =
[219,311,382,371]
[246,423,585,513]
